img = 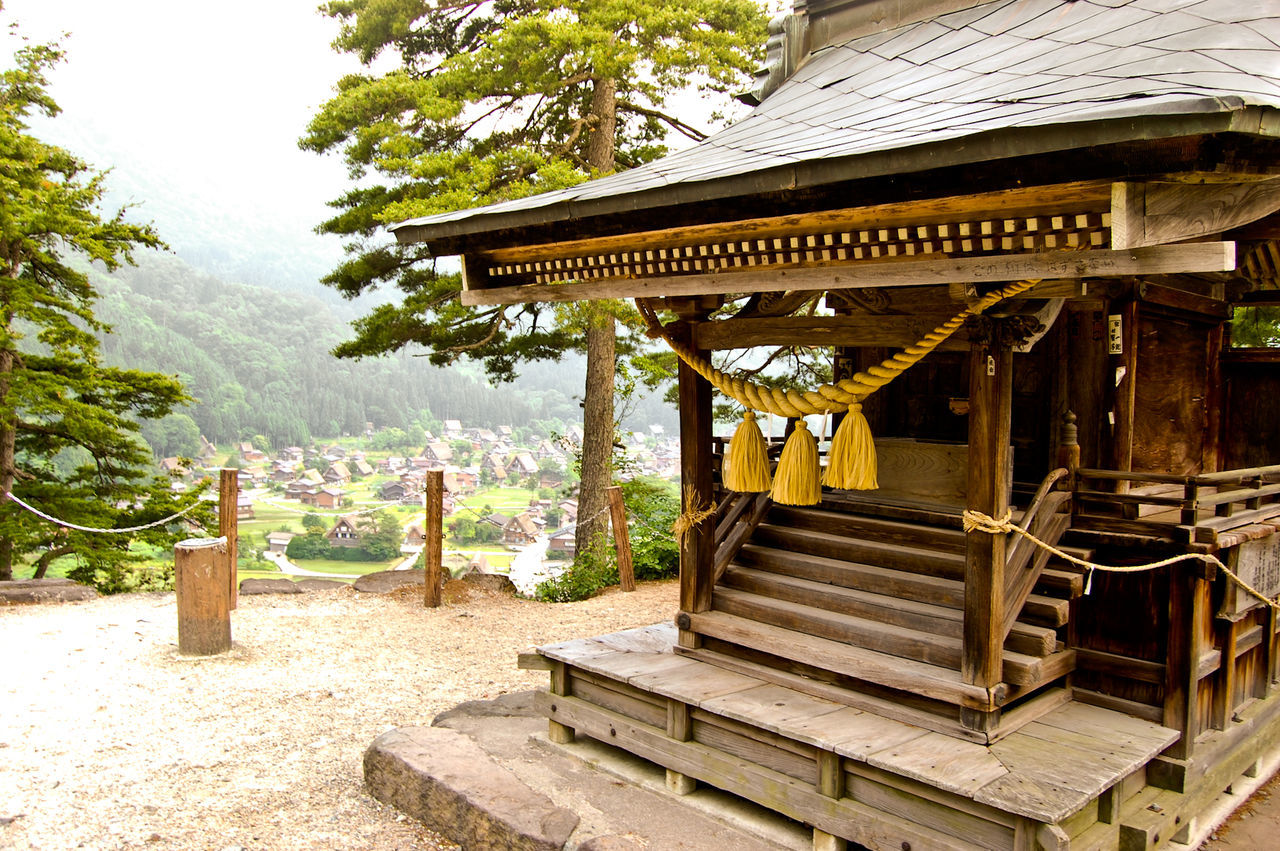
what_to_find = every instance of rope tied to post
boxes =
[672,485,717,545]
[961,508,1280,612]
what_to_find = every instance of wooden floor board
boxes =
[534,623,1181,826]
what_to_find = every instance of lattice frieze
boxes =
[484,213,1110,285]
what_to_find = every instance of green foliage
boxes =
[301,513,326,532]
[1231,306,1280,348]
[0,31,214,585]
[535,533,617,602]
[622,476,680,580]
[358,510,403,560]
[286,530,331,560]
[449,515,502,544]
[301,0,765,380]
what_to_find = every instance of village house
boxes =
[506,451,539,480]
[546,524,576,558]
[325,515,361,548]
[265,530,294,554]
[197,436,219,463]
[480,453,507,481]
[236,491,254,521]
[502,513,540,546]
[322,443,346,460]
[323,461,352,485]
[158,457,188,477]
[279,446,304,464]
[538,469,565,490]
[351,458,375,479]
[442,466,478,495]
[379,480,418,503]
[441,419,463,437]
[238,441,268,464]
[300,487,344,510]
[379,455,406,474]
[403,524,427,550]
[423,443,453,466]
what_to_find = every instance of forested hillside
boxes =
[91,252,590,453]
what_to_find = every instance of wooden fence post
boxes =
[425,470,444,608]
[607,486,635,592]
[219,468,239,610]
[175,537,231,656]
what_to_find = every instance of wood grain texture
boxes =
[460,243,1236,305]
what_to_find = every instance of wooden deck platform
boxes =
[524,622,1194,850]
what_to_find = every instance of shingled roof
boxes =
[392,0,1280,246]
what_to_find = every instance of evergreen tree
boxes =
[302,0,766,556]
[0,32,208,585]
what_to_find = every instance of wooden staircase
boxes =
[681,493,1087,742]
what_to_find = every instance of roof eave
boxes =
[390,105,1279,252]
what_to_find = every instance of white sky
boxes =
[2,0,358,268]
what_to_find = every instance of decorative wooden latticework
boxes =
[1242,240,1280,290]
[483,212,1110,286]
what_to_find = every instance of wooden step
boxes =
[711,586,1071,687]
[735,543,1071,628]
[753,523,964,578]
[766,505,966,554]
[721,566,1058,657]
[686,609,999,710]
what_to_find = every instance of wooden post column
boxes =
[673,311,715,650]
[962,316,1014,731]
[218,468,239,610]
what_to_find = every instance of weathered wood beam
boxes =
[482,180,1112,265]
[1112,179,1280,249]
[460,243,1236,306]
[962,317,1014,732]
[676,317,715,649]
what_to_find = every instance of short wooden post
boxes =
[665,699,696,794]
[607,486,635,592]
[175,537,232,656]
[218,468,239,610]
[424,470,444,608]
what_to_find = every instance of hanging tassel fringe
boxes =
[770,419,821,506]
[724,410,772,492]
[823,403,878,491]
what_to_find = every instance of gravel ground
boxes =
[0,580,679,850]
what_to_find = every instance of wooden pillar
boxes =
[1164,567,1208,760]
[962,316,1013,730]
[218,468,238,610]
[424,470,443,608]
[175,537,232,656]
[675,318,714,649]
[548,661,575,744]
[607,486,635,592]
[1110,297,1140,489]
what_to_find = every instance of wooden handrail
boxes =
[1002,469,1073,642]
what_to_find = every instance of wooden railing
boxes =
[1002,468,1072,641]
[1073,464,1280,547]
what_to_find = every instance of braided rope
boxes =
[636,279,1037,417]
[5,491,207,534]
[963,509,1280,612]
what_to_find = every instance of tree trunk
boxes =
[575,76,618,560]
[576,307,616,556]
[0,341,13,582]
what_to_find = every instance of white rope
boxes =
[5,491,205,534]
[963,509,1280,612]
[255,496,404,517]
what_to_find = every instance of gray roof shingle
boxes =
[392,0,1280,244]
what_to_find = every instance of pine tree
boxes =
[0,34,208,586]
[302,0,766,556]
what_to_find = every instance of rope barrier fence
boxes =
[962,508,1280,612]
[5,491,208,534]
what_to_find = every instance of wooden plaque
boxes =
[1221,534,1280,621]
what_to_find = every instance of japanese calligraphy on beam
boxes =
[459,242,1236,306]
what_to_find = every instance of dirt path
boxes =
[0,581,678,850]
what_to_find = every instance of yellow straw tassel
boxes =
[724,410,772,492]
[771,419,821,506]
[823,403,878,490]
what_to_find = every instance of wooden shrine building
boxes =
[390,1,1280,847]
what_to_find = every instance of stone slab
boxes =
[0,579,97,604]
[364,725,579,851]
[353,569,424,594]
[238,578,303,595]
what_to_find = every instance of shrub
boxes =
[535,535,617,602]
